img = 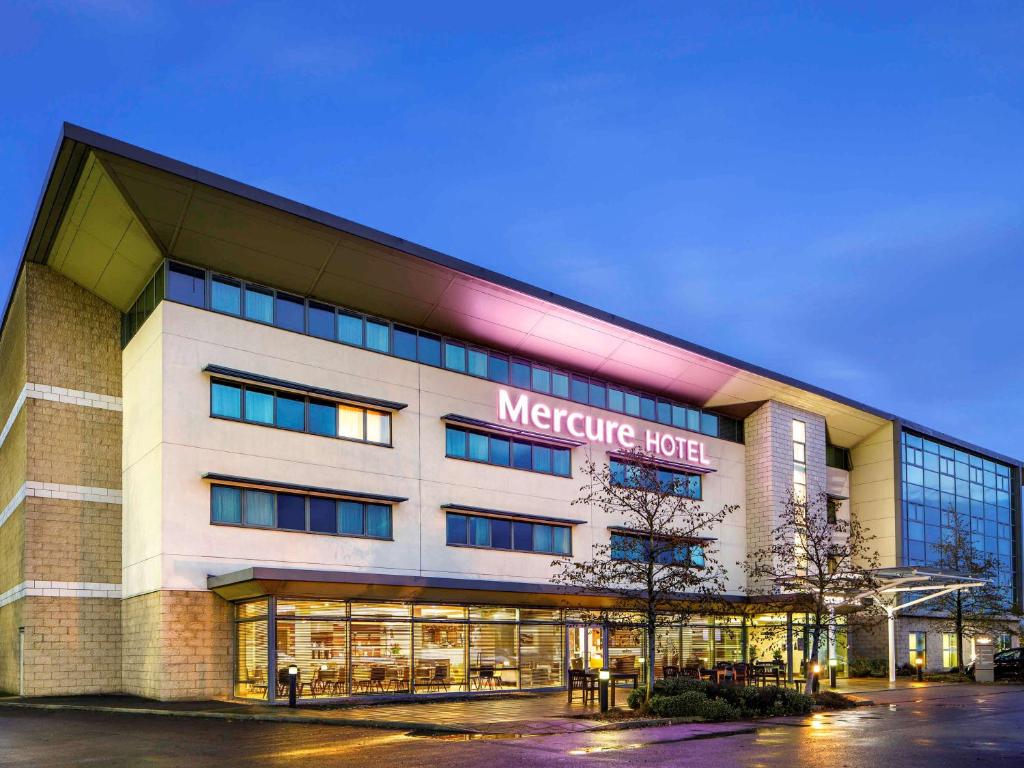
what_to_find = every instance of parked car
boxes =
[967,647,1023,680]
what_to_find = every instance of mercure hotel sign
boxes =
[497,389,711,466]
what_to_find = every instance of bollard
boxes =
[288,665,298,708]
[829,658,837,689]
[915,656,924,682]
[812,662,821,693]
[598,668,610,713]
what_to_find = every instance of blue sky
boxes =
[1,2,1022,458]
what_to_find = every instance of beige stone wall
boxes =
[122,590,233,699]
[0,268,27,422]
[0,502,25,594]
[0,600,24,694]
[21,596,121,695]
[850,422,898,566]
[24,497,121,584]
[25,399,122,490]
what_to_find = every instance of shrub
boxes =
[648,691,710,718]
[849,658,888,678]
[695,697,741,722]
[652,677,714,697]
[627,687,647,710]
[813,690,858,710]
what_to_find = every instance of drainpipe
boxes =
[18,627,25,697]
[887,609,896,684]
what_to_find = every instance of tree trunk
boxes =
[805,618,822,696]
[646,613,657,701]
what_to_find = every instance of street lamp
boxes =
[598,668,610,713]
[812,662,821,693]
[828,658,838,689]
[287,665,298,708]
[915,656,924,682]
[638,657,646,685]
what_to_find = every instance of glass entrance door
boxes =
[568,625,605,672]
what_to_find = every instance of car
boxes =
[966,647,1023,680]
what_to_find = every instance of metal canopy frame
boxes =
[847,567,988,682]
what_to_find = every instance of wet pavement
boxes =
[0,685,1021,766]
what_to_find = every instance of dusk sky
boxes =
[1,3,1021,458]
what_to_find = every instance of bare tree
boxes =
[551,447,736,702]
[928,505,1021,673]
[741,490,881,694]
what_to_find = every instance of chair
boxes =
[361,666,388,693]
[733,663,749,685]
[663,665,680,679]
[477,665,497,690]
[568,669,598,703]
[422,664,450,693]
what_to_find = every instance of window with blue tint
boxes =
[689,545,706,567]
[589,382,606,409]
[167,262,206,308]
[275,293,305,333]
[211,485,242,523]
[244,489,275,526]
[446,513,469,545]
[337,312,363,346]
[365,319,389,352]
[449,513,570,554]
[510,361,531,389]
[489,436,510,466]
[244,287,274,324]
[552,372,569,398]
[468,432,489,461]
[513,521,533,551]
[307,302,335,340]
[552,448,571,477]
[533,524,553,553]
[512,441,532,470]
[339,501,363,535]
[487,354,509,383]
[611,458,700,498]
[276,493,306,530]
[531,366,551,393]
[656,401,671,424]
[624,393,640,416]
[468,348,488,377]
[700,412,719,437]
[446,426,467,458]
[309,497,337,533]
[365,504,391,538]
[211,382,242,419]
[640,396,656,421]
[533,445,552,473]
[608,388,624,412]
[308,400,337,437]
[570,376,589,404]
[611,532,701,565]
[444,342,466,372]
[393,325,418,360]
[471,517,490,547]
[686,409,700,432]
[418,333,442,366]
[211,276,241,315]
[491,518,512,549]
[275,393,305,431]
[671,405,686,429]
[244,388,274,425]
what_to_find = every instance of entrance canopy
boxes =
[850,566,988,682]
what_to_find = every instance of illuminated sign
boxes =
[497,389,711,465]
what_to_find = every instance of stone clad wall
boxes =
[743,401,827,591]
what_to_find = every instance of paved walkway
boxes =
[0,678,1005,736]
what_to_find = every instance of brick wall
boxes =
[122,590,234,700]
[0,600,24,694]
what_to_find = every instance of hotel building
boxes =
[0,124,1019,701]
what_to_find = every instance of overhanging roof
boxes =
[6,123,1021,463]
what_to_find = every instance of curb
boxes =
[0,701,478,735]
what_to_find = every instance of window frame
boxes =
[444,511,572,556]
[444,425,572,478]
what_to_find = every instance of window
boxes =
[418,333,442,366]
[487,354,509,383]
[275,293,305,333]
[338,312,363,346]
[211,382,242,419]
[610,532,705,567]
[510,361,531,389]
[551,372,569,398]
[275,393,305,431]
[444,342,466,372]
[210,379,391,445]
[609,458,701,498]
[167,262,206,307]
[827,498,839,525]
[445,512,571,554]
[571,376,589,404]
[531,366,551,393]
[365,319,389,352]
[393,326,418,360]
[244,286,274,324]
[307,302,336,340]
[942,633,958,669]
[909,632,926,668]
[211,276,241,315]
[211,485,242,523]
[468,348,488,378]
[212,484,393,540]
[445,426,571,477]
